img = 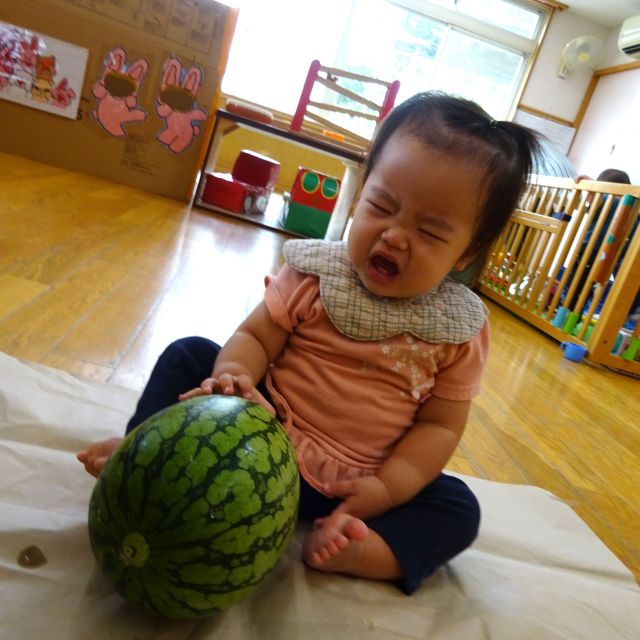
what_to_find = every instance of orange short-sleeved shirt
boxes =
[264,265,489,493]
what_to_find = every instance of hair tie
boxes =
[489,119,498,128]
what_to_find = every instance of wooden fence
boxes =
[478,176,640,376]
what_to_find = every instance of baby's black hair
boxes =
[596,168,630,184]
[364,91,541,261]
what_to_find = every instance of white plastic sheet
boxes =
[1,352,639,639]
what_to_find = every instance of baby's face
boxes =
[347,132,484,298]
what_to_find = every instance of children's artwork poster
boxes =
[0,22,88,120]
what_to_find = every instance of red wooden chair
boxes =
[290,60,400,147]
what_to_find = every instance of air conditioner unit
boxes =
[618,16,640,59]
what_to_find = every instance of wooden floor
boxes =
[2,152,638,583]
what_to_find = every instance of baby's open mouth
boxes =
[371,254,399,277]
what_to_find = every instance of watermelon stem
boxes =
[120,532,150,568]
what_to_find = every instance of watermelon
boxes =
[87,395,300,619]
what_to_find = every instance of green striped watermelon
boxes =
[88,395,300,619]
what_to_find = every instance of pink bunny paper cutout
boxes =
[156,57,207,154]
[92,47,149,137]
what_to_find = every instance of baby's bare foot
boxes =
[303,512,369,573]
[77,437,123,477]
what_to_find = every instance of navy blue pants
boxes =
[127,336,481,594]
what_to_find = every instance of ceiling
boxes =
[564,0,640,29]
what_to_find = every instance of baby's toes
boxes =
[344,518,368,541]
[334,533,350,550]
[318,546,333,563]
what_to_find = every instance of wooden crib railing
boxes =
[478,176,640,376]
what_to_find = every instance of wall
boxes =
[516,8,640,184]
[521,10,610,122]
[568,67,640,182]
[0,0,237,201]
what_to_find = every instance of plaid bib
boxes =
[283,240,487,344]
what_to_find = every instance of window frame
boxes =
[390,0,542,54]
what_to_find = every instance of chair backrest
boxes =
[290,60,400,148]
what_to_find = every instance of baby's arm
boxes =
[327,396,470,519]
[214,301,288,382]
[180,301,288,412]
[378,395,470,506]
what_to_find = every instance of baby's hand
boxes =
[179,374,276,416]
[323,475,393,520]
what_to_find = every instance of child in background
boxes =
[565,168,632,311]
[79,92,539,594]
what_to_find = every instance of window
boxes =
[222,0,547,122]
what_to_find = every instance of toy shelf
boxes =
[195,191,305,238]
[192,109,366,240]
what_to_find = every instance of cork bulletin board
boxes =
[0,0,237,201]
